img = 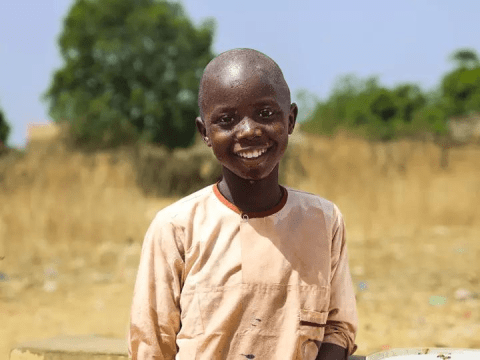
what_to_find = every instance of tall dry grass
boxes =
[1,131,479,273]
[1,130,480,356]
[283,132,480,242]
[0,140,176,276]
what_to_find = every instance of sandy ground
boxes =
[1,225,480,359]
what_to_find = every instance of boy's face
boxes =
[196,64,297,181]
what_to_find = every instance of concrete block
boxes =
[10,335,128,360]
[9,335,366,359]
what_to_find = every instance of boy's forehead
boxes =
[200,49,290,108]
[205,64,275,94]
[206,49,280,80]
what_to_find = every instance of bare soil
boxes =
[2,225,479,358]
[2,133,480,358]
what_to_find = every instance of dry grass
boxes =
[284,132,480,241]
[1,132,480,358]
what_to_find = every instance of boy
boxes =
[129,48,358,359]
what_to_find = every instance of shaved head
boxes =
[198,48,291,117]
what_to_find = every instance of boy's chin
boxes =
[225,167,278,183]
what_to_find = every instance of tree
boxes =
[301,75,439,140]
[392,83,426,123]
[369,88,397,122]
[292,49,480,140]
[441,49,480,116]
[450,48,480,69]
[0,106,10,149]
[44,0,215,149]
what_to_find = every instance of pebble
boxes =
[0,272,9,281]
[44,265,58,279]
[454,288,472,300]
[358,281,368,291]
[43,280,57,293]
[429,295,447,306]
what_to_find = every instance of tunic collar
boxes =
[212,181,288,219]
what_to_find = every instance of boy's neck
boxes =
[218,166,283,214]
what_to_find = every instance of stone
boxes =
[454,288,472,301]
[10,335,128,360]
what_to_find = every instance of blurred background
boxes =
[1,0,480,358]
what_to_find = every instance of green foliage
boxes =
[0,106,10,148]
[44,0,215,150]
[302,74,434,140]
[441,49,480,117]
[450,48,479,69]
[302,49,480,140]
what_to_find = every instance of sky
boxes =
[1,0,480,148]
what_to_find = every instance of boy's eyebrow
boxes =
[253,99,279,107]
[210,106,237,115]
[211,98,279,114]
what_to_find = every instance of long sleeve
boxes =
[128,214,185,360]
[323,206,358,356]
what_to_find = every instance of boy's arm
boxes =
[128,215,185,360]
[316,342,348,360]
[322,206,358,357]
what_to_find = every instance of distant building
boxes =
[27,122,61,145]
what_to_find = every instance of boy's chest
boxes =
[177,216,333,358]
[184,216,332,290]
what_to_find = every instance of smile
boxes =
[234,145,272,159]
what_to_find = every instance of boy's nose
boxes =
[236,117,262,139]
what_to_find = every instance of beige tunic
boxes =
[128,183,357,359]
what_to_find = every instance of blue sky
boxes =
[1,0,480,148]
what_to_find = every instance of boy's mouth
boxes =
[234,144,272,160]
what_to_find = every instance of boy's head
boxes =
[196,48,297,181]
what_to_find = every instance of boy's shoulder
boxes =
[284,186,342,221]
[150,184,215,224]
[148,184,344,227]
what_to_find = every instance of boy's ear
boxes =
[195,116,211,147]
[288,103,298,135]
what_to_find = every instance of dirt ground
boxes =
[2,128,479,359]
[1,224,480,359]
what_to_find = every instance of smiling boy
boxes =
[129,48,357,360]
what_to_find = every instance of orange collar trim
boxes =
[213,181,288,218]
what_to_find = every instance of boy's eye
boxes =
[219,116,234,124]
[259,109,274,118]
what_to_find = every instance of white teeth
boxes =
[237,148,268,159]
